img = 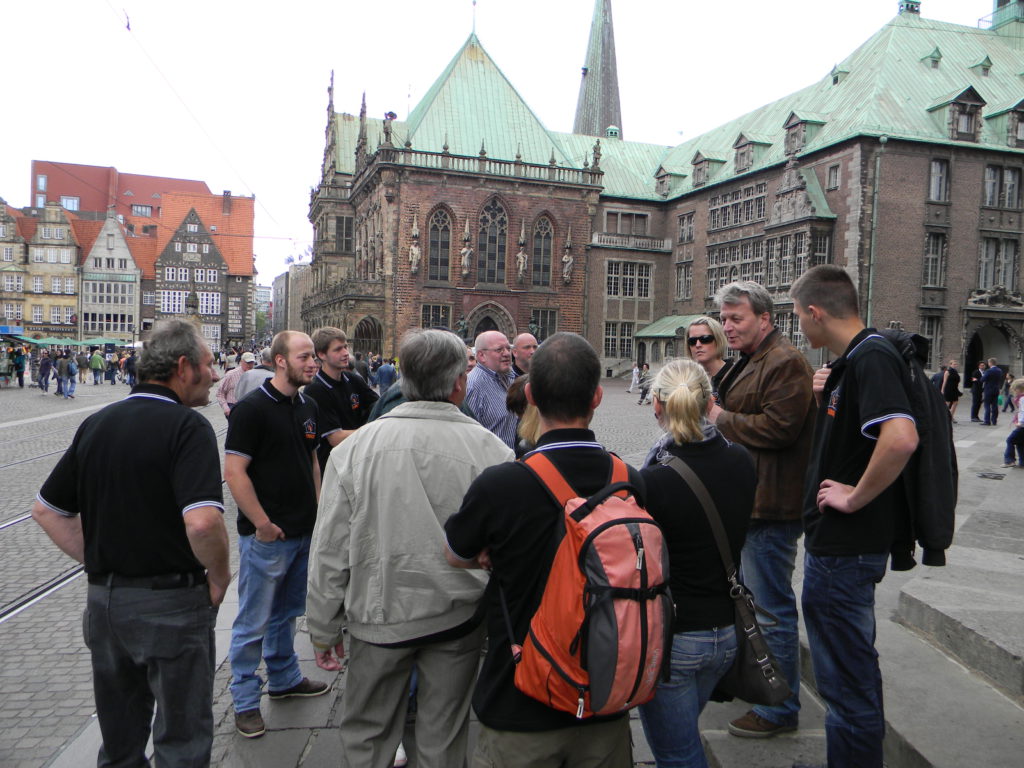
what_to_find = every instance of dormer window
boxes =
[735,145,752,173]
[956,104,979,139]
[693,161,707,187]
[971,56,993,78]
[922,47,942,70]
[929,87,986,143]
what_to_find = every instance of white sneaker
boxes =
[1001,462,1015,468]
[393,742,408,768]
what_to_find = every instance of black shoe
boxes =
[268,677,330,699]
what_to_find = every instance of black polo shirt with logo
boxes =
[803,329,915,556]
[37,383,224,577]
[226,380,320,537]
[444,428,645,732]
[303,369,379,472]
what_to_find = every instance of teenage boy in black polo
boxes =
[225,330,329,738]
[304,327,379,473]
[444,332,644,767]
[790,265,918,768]
[32,319,230,767]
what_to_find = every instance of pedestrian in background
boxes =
[1001,378,1024,469]
[637,362,652,405]
[31,319,230,767]
[968,361,987,422]
[37,349,52,394]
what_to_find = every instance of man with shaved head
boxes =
[466,330,518,448]
[511,332,538,376]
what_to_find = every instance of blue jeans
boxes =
[38,371,50,392]
[739,519,802,726]
[93,368,103,384]
[229,534,311,712]
[639,626,737,768]
[802,552,888,768]
[63,375,76,398]
[1004,428,1024,465]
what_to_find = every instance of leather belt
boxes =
[87,571,207,589]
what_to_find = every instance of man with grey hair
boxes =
[308,328,514,768]
[709,280,816,739]
[32,319,229,766]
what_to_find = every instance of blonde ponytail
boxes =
[651,359,712,445]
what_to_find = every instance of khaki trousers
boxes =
[473,716,632,768]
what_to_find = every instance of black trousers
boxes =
[85,583,217,768]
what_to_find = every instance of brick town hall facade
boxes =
[303,0,1024,376]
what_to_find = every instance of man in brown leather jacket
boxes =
[708,280,815,739]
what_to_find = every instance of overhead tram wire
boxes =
[100,0,292,239]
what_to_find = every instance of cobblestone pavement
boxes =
[0,372,661,767]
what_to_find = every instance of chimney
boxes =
[898,1,921,14]
[222,190,232,214]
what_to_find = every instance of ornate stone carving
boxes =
[561,226,574,284]
[967,286,1024,307]
[516,221,527,282]
[461,218,473,277]
[408,213,420,274]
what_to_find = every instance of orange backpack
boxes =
[500,451,673,718]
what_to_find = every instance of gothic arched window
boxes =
[532,217,552,286]
[477,200,507,284]
[428,209,451,282]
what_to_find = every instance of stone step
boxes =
[896,527,1024,701]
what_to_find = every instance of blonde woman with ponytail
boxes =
[636,359,757,768]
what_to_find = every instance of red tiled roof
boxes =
[70,220,105,263]
[127,236,159,280]
[156,192,255,276]
[16,215,37,242]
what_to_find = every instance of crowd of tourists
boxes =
[30,265,967,768]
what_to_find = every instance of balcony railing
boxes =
[366,146,602,188]
[591,233,672,251]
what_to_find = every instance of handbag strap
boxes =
[662,456,737,583]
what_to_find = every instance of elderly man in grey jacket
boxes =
[307,329,514,768]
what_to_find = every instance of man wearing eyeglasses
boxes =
[466,330,519,449]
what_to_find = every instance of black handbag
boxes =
[663,456,792,706]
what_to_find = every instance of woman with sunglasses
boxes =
[637,358,756,768]
[684,316,732,402]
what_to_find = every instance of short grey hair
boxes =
[261,347,272,364]
[399,329,467,402]
[137,320,206,383]
[715,280,774,317]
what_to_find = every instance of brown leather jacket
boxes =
[715,329,815,521]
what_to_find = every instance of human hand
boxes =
[812,367,831,397]
[207,568,230,607]
[255,521,285,542]
[314,642,346,671]
[816,479,858,514]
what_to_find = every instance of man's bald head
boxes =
[512,333,539,373]
[474,331,512,375]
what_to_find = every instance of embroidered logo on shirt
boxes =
[303,418,317,440]
[827,386,841,418]
[350,393,360,411]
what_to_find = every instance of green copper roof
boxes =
[636,314,705,339]
[403,34,570,166]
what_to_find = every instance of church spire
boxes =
[573,0,623,139]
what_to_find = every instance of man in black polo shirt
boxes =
[790,265,918,768]
[444,332,643,767]
[304,327,379,474]
[32,319,230,767]
[225,330,328,738]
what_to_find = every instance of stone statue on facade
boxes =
[408,242,421,274]
[968,286,1024,307]
[528,320,540,339]
[460,244,473,276]
[516,247,528,282]
[561,251,573,283]
[455,315,468,340]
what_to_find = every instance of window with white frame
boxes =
[118,259,127,270]
[174,242,182,252]
[202,244,209,254]
[36,194,45,208]
[32,248,43,263]
[2,246,12,262]
[61,249,71,264]
[201,324,221,343]
[64,277,74,294]
[51,277,61,293]
[187,223,198,233]
[983,166,1020,208]
[677,212,695,243]
[530,309,558,341]
[143,292,155,305]
[929,159,950,201]
[675,262,693,300]
[920,316,942,370]
[3,275,14,291]
[186,243,198,253]
[61,196,80,211]
[4,303,15,319]
[606,261,620,295]
[131,205,152,217]
[64,306,73,324]
[51,306,61,324]
[36,175,47,192]
[979,237,1018,289]
[160,290,186,314]
[198,292,221,315]
[32,276,42,292]
[826,165,840,190]
[32,305,42,322]
[605,212,649,235]
[924,233,946,287]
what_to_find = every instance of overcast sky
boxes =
[2,0,994,283]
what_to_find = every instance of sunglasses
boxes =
[687,335,715,346]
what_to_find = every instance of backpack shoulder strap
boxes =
[607,454,630,498]
[523,452,578,507]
